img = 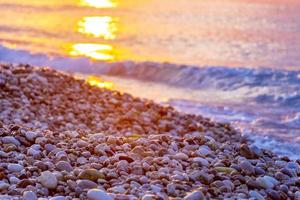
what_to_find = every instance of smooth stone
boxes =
[249,190,265,200]
[56,161,73,172]
[7,164,24,172]
[65,131,79,138]
[174,153,189,160]
[23,191,38,200]
[45,144,56,152]
[49,196,68,200]
[183,191,205,200]
[0,181,9,191]
[2,136,21,146]
[38,171,58,189]
[78,169,105,182]
[77,140,89,147]
[9,176,20,184]
[77,157,87,164]
[87,189,113,200]
[256,176,279,189]
[107,136,117,145]
[214,167,237,174]
[141,194,157,200]
[25,131,38,141]
[197,146,211,156]
[77,180,98,189]
[240,160,255,175]
[295,191,300,200]
[192,157,209,167]
[27,148,40,156]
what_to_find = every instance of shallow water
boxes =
[0,0,300,158]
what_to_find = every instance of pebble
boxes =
[0,181,9,191]
[249,190,265,200]
[2,136,21,146]
[197,146,211,156]
[214,167,237,174]
[49,196,68,200]
[7,164,24,172]
[23,191,38,200]
[77,180,98,189]
[295,191,300,200]
[55,161,73,172]
[78,169,105,182]
[256,176,279,189]
[174,153,189,160]
[87,189,113,200]
[192,157,209,167]
[38,171,58,189]
[25,131,38,141]
[183,191,205,200]
[240,160,255,175]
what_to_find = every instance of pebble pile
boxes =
[0,64,300,199]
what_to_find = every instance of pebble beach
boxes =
[0,63,300,200]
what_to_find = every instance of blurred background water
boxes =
[0,0,300,158]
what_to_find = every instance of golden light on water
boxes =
[78,16,117,40]
[87,75,114,89]
[80,0,117,8]
[70,43,115,61]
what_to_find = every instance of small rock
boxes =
[295,191,300,200]
[38,171,58,189]
[77,157,87,164]
[2,136,21,146]
[192,157,209,167]
[17,179,34,188]
[9,176,20,184]
[0,181,9,191]
[7,163,24,172]
[23,191,37,200]
[141,194,157,200]
[56,161,73,172]
[249,190,264,200]
[64,130,79,138]
[77,180,98,189]
[174,153,189,160]
[183,191,205,200]
[78,169,105,182]
[49,196,68,200]
[77,140,89,148]
[197,146,211,156]
[240,160,255,175]
[107,136,117,145]
[256,176,279,189]
[87,189,113,200]
[25,131,38,141]
[214,167,237,174]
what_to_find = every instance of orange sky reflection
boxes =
[69,43,115,61]
[78,16,117,40]
[79,0,117,8]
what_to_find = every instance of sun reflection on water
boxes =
[87,75,114,89]
[70,43,115,61]
[80,0,117,8]
[78,16,117,40]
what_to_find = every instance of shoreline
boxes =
[0,63,300,199]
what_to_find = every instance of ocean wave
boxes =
[1,45,300,107]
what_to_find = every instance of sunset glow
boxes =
[69,43,114,61]
[78,16,117,40]
[87,75,114,89]
[80,0,117,8]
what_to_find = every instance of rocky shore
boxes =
[0,63,300,200]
